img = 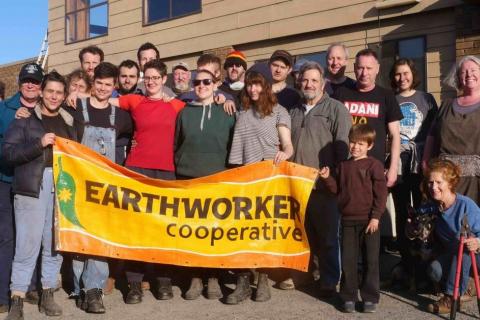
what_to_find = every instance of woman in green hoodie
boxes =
[174,69,235,300]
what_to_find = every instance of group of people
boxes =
[0,40,479,319]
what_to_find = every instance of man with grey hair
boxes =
[290,61,352,296]
[326,43,356,96]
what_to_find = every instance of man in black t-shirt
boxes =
[335,48,403,188]
[325,43,356,97]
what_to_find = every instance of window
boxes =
[296,51,327,69]
[144,0,201,25]
[369,37,426,91]
[65,0,108,44]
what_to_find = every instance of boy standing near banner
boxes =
[318,124,387,313]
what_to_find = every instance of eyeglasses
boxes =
[193,79,213,86]
[144,76,162,82]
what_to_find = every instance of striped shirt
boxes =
[229,104,291,165]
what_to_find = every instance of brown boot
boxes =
[39,288,62,316]
[427,295,459,315]
[184,278,203,300]
[103,278,115,295]
[254,273,271,302]
[207,277,223,300]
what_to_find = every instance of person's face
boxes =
[327,46,348,77]
[92,77,115,102]
[81,52,101,79]
[198,63,221,81]
[428,171,454,203]
[143,68,166,96]
[138,49,157,72]
[394,64,414,92]
[173,68,191,91]
[41,81,65,112]
[270,60,291,83]
[19,79,41,101]
[227,64,245,82]
[459,60,480,91]
[349,140,372,160]
[69,77,88,94]
[246,82,263,101]
[300,69,324,101]
[118,66,139,92]
[354,55,379,89]
[193,72,215,102]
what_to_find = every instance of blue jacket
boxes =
[435,194,480,253]
[0,92,22,183]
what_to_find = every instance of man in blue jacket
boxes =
[0,63,44,312]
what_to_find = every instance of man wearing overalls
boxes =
[70,62,133,313]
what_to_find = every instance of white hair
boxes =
[326,43,349,60]
[443,55,480,90]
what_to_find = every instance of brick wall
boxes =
[203,46,234,81]
[0,58,37,99]
[456,4,480,58]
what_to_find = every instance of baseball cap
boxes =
[172,62,189,72]
[19,63,44,83]
[269,50,293,67]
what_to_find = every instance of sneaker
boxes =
[427,295,457,315]
[342,301,355,313]
[363,301,377,313]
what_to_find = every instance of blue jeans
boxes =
[305,190,341,287]
[10,168,62,293]
[72,257,109,293]
[0,181,14,304]
[428,252,479,295]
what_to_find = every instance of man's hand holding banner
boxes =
[53,138,317,271]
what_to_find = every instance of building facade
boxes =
[45,0,477,101]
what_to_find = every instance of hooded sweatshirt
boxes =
[174,102,235,178]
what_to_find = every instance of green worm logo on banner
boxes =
[56,157,84,229]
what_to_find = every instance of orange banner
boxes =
[53,138,317,271]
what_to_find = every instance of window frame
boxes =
[64,0,109,45]
[142,0,202,26]
[368,36,427,91]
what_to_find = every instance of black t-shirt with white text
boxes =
[335,85,403,163]
[42,113,71,166]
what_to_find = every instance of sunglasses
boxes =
[193,79,213,86]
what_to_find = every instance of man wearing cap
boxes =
[269,50,301,111]
[325,43,356,97]
[172,62,192,96]
[0,63,44,313]
[219,50,247,106]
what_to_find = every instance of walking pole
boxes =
[465,217,480,315]
[450,216,468,320]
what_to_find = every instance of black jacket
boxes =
[2,105,78,197]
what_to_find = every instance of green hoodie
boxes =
[174,102,235,178]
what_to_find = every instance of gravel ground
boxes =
[5,253,480,320]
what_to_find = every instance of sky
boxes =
[0,2,48,65]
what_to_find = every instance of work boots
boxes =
[5,296,23,320]
[125,282,142,304]
[225,273,252,304]
[254,272,271,302]
[207,277,223,300]
[185,277,203,300]
[84,288,105,313]
[156,277,173,300]
[39,288,62,316]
